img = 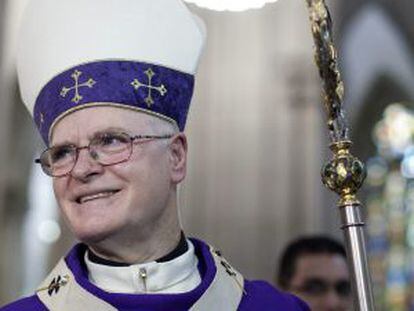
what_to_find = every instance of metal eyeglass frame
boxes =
[34,133,174,177]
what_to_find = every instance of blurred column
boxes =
[0,0,30,303]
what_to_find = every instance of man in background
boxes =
[277,236,352,311]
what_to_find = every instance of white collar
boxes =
[85,239,201,294]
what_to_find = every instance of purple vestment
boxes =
[1,239,309,310]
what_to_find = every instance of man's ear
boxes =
[169,133,187,183]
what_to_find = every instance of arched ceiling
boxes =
[337,0,414,51]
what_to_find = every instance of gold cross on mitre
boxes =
[60,70,96,104]
[131,68,168,107]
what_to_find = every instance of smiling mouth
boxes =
[77,190,121,204]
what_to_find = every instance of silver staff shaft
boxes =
[340,203,375,310]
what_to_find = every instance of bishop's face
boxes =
[51,106,185,247]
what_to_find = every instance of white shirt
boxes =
[85,240,201,294]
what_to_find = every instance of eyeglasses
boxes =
[35,132,173,177]
[293,279,351,297]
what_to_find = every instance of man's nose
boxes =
[322,290,346,311]
[71,148,103,181]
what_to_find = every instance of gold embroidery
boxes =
[131,68,167,107]
[60,70,96,104]
[212,248,247,295]
[36,275,70,295]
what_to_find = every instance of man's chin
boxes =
[72,226,115,245]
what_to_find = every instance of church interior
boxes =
[1,0,414,309]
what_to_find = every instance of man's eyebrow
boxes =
[51,127,129,146]
[303,278,326,283]
[50,140,76,148]
[91,127,128,137]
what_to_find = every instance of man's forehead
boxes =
[50,106,168,143]
[294,253,349,279]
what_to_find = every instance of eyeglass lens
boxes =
[40,132,133,176]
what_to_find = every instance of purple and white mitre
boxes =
[17,0,206,145]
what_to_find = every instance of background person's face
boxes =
[51,106,180,246]
[289,254,351,311]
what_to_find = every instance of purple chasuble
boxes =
[1,239,309,311]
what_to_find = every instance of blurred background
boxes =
[1,0,414,309]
